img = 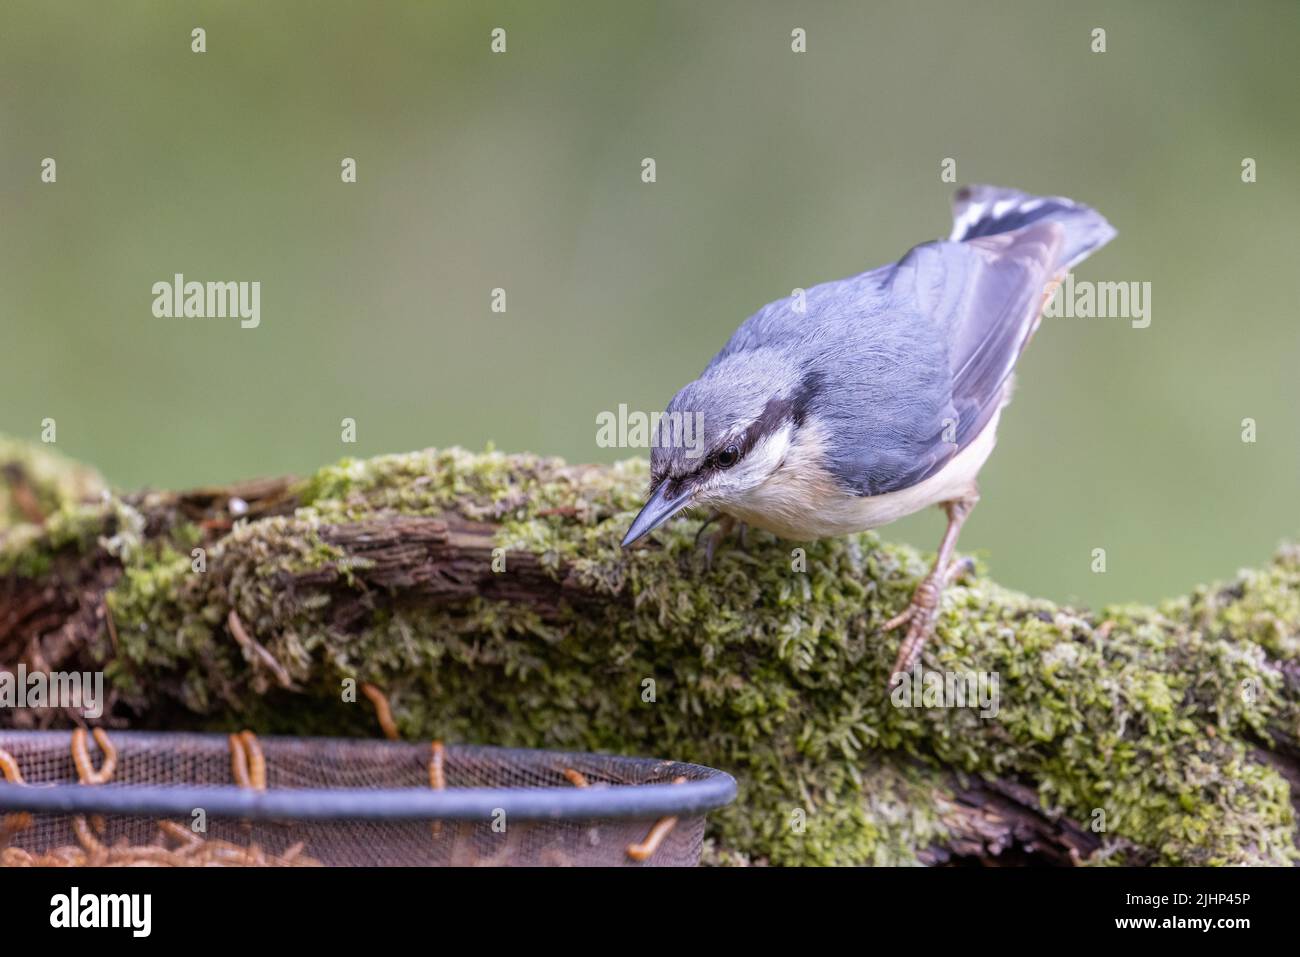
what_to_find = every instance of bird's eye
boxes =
[715,445,740,469]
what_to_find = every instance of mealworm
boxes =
[228,733,251,788]
[625,776,688,863]
[0,812,32,839]
[563,769,590,788]
[361,682,400,741]
[0,847,34,867]
[428,741,446,790]
[73,816,107,864]
[238,731,266,790]
[0,748,25,784]
[200,844,251,864]
[5,838,323,867]
[71,728,94,783]
[107,846,185,866]
[38,847,85,867]
[204,838,246,852]
[70,728,117,785]
[90,729,117,783]
[159,820,202,852]
[0,748,30,841]
[429,740,447,840]
[625,817,678,862]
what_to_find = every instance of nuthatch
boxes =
[622,186,1115,683]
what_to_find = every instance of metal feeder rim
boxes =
[0,734,737,822]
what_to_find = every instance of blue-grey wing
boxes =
[759,223,1062,497]
[889,221,1064,464]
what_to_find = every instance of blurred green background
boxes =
[2,0,1297,607]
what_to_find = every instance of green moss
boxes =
[5,439,1298,865]
[1172,542,1300,661]
[0,437,106,532]
[0,437,114,576]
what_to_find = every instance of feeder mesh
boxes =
[0,732,719,866]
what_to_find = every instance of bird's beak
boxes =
[621,481,694,547]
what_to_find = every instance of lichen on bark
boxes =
[1,439,1298,866]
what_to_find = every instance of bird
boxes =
[621,185,1116,684]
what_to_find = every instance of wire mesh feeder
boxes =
[0,731,736,867]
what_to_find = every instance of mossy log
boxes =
[1,437,1298,866]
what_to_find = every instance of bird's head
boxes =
[621,349,810,547]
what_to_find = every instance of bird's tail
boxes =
[948,185,1116,271]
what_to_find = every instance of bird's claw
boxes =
[886,576,942,683]
[695,513,743,570]
[884,556,972,685]
[946,556,976,586]
[881,606,913,632]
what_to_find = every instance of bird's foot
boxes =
[883,557,973,686]
[883,576,942,684]
[694,513,746,569]
[944,556,976,587]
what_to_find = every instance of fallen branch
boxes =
[1,439,1297,865]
